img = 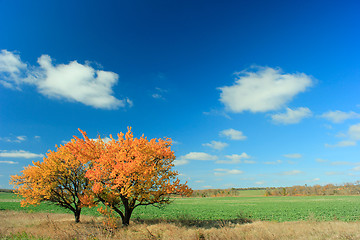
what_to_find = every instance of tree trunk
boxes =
[121,206,133,226]
[74,208,81,223]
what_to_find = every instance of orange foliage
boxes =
[73,127,192,225]
[10,140,94,223]
[11,127,191,226]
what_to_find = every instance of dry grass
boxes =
[1,210,360,240]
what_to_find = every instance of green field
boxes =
[1,192,360,222]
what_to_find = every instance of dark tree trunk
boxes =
[121,207,133,226]
[74,208,81,223]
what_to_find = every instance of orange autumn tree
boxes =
[75,127,192,226]
[10,141,94,223]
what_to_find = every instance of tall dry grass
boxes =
[1,210,360,240]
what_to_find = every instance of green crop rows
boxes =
[1,192,360,222]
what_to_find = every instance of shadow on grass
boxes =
[133,215,252,229]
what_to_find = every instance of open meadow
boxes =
[2,191,360,239]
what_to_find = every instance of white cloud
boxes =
[349,123,360,140]
[325,171,343,175]
[202,141,228,150]
[0,135,27,143]
[226,153,251,160]
[255,181,266,185]
[90,137,112,143]
[0,50,131,110]
[220,128,247,140]
[215,153,251,164]
[173,159,189,166]
[0,150,44,159]
[280,170,302,175]
[214,168,244,176]
[16,136,26,142]
[218,66,313,113]
[152,93,163,99]
[325,141,357,148]
[203,109,231,119]
[151,87,168,100]
[352,166,360,171]
[171,140,181,145]
[283,153,302,159]
[243,160,256,164]
[326,123,360,147]
[320,110,360,123]
[195,180,205,183]
[180,152,218,161]
[264,160,282,165]
[175,152,218,165]
[35,55,126,109]
[271,107,312,124]
[0,160,18,164]
[126,98,133,108]
[0,50,27,89]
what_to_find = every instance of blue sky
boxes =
[1,0,360,189]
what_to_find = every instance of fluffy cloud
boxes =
[271,107,312,124]
[325,141,357,148]
[0,50,131,110]
[280,170,302,175]
[173,159,189,166]
[0,160,18,164]
[0,150,44,159]
[215,153,252,164]
[325,123,360,147]
[202,141,228,150]
[174,152,218,166]
[349,123,360,140]
[320,110,360,123]
[283,153,302,159]
[180,152,218,161]
[214,168,244,176]
[220,128,247,140]
[218,66,313,113]
[0,50,27,89]
[264,160,282,165]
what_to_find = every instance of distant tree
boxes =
[10,141,94,223]
[72,127,192,226]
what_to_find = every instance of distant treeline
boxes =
[0,189,13,193]
[265,182,360,196]
[191,187,265,197]
[3,182,360,197]
[191,182,360,198]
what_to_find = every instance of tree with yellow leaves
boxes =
[10,141,94,223]
[74,128,192,226]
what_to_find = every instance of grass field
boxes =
[1,191,360,222]
[2,191,360,239]
[2,211,360,240]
